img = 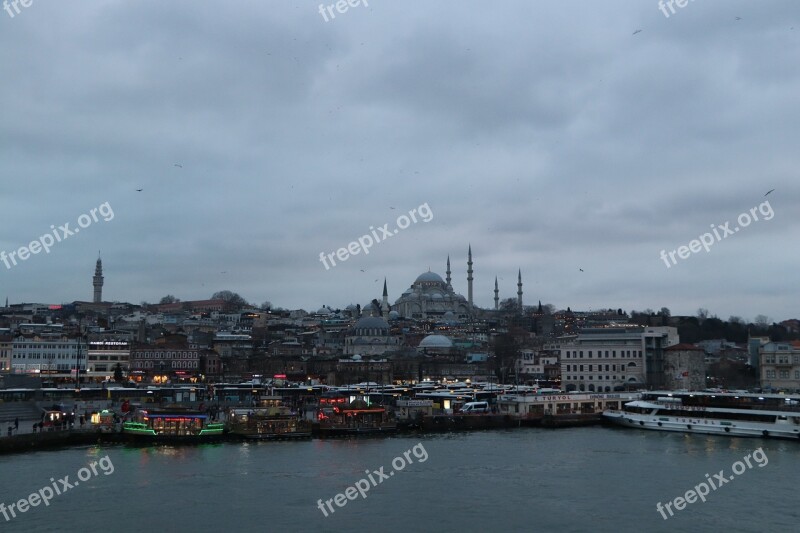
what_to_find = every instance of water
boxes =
[1,427,798,533]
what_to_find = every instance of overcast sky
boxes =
[1,0,798,322]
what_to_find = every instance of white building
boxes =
[760,341,800,392]
[560,327,679,392]
[11,334,85,376]
[561,330,644,392]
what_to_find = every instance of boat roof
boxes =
[645,390,800,400]
[625,400,800,417]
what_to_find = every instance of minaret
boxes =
[467,245,473,310]
[446,255,452,289]
[93,255,104,303]
[517,269,523,311]
[381,278,389,319]
[494,277,499,310]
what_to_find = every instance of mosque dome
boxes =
[354,316,390,331]
[388,310,400,320]
[415,272,444,284]
[418,334,453,349]
[361,302,380,316]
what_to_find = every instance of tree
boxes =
[211,290,249,309]
[499,298,520,313]
[159,295,180,304]
[492,333,520,383]
[754,314,770,328]
[659,307,671,318]
[260,301,272,311]
[697,308,709,322]
[113,363,124,383]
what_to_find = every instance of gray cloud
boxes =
[1,0,799,322]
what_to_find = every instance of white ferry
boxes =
[603,391,800,440]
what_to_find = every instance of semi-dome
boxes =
[415,271,444,284]
[418,334,453,349]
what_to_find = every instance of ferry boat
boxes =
[603,391,800,440]
[499,392,638,427]
[227,396,311,440]
[121,407,225,443]
[316,393,397,436]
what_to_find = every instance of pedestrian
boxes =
[7,426,11,437]
[14,417,19,430]
[32,423,37,434]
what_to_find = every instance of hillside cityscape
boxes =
[2,255,798,394]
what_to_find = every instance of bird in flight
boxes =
[136,189,143,192]
[174,163,183,168]
[632,29,642,35]
[735,17,742,20]
[389,207,395,210]
[765,189,775,196]
[579,268,584,272]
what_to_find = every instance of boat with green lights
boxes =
[121,407,225,443]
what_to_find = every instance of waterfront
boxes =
[1,427,798,533]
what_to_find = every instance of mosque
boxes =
[360,246,524,320]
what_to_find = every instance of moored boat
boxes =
[603,391,800,440]
[316,393,396,436]
[227,396,311,440]
[121,406,225,443]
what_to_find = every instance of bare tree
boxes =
[211,290,249,309]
